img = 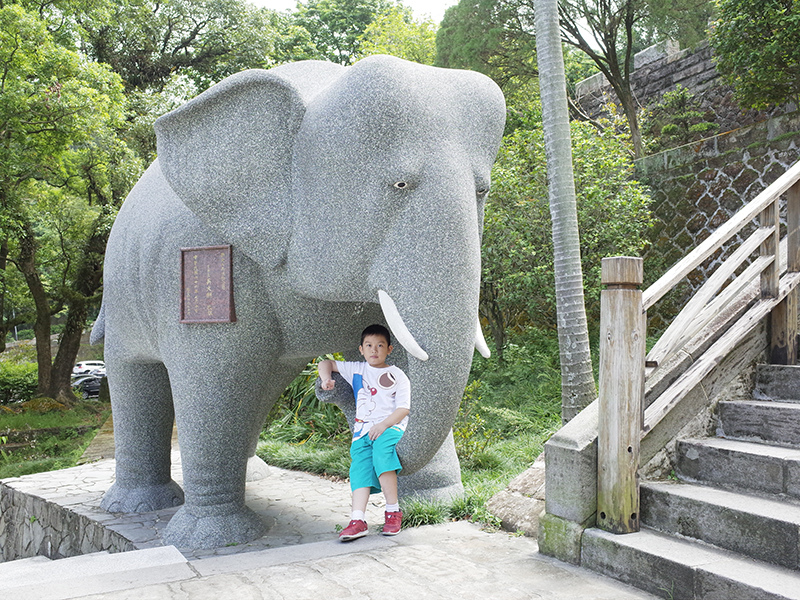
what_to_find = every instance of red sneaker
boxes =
[339,519,368,541]
[382,510,402,536]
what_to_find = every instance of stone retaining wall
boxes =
[0,481,134,562]
[577,41,789,136]
[636,111,800,328]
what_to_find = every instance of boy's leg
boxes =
[352,486,371,515]
[340,436,379,542]
[372,429,404,536]
[378,470,399,506]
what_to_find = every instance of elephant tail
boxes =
[90,304,105,345]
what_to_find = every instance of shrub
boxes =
[0,362,38,404]
[643,86,719,153]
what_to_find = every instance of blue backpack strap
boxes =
[351,373,362,401]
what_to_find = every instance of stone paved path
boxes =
[0,420,658,599]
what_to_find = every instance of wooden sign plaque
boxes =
[180,245,236,323]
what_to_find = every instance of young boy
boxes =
[318,324,411,541]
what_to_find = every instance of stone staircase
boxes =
[0,546,194,599]
[580,364,800,599]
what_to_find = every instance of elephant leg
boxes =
[161,357,299,549]
[398,431,464,502]
[101,362,184,513]
[245,358,312,481]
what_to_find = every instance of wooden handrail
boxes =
[642,159,800,311]
[597,159,800,536]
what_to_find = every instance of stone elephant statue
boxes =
[92,55,506,549]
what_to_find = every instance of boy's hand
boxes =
[368,422,388,440]
[321,379,336,391]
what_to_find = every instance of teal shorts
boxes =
[349,427,404,494]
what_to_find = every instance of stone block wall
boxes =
[0,482,134,562]
[577,41,789,136]
[636,111,800,329]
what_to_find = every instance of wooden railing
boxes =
[597,159,800,534]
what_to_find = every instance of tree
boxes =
[294,0,394,65]
[710,0,800,110]
[556,0,648,157]
[534,0,596,422]
[77,0,300,92]
[359,5,437,64]
[0,4,131,400]
[435,0,537,90]
[483,116,652,353]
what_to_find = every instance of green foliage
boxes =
[256,437,351,479]
[710,0,800,110]
[400,497,448,527]
[79,0,302,92]
[452,380,500,466]
[359,5,437,65]
[481,113,653,345]
[563,46,599,97]
[0,361,37,404]
[645,0,714,48]
[643,86,719,153]
[262,357,350,444]
[294,0,395,65]
[434,0,536,91]
[480,113,651,352]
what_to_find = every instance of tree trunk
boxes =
[48,298,87,402]
[534,0,597,423]
[18,222,52,397]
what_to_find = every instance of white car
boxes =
[72,360,105,376]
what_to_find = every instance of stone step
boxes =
[582,526,800,600]
[0,546,195,599]
[676,437,800,498]
[640,481,800,569]
[718,400,800,447]
[0,554,53,575]
[754,364,800,402]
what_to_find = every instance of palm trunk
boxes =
[534,0,597,422]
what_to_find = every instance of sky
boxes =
[248,0,456,24]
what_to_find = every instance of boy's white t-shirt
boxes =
[335,361,411,440]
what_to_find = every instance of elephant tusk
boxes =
[377,290,429,362]
[475,320,491,358]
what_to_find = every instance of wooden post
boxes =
[761,200,779,298]
[771,183,800,364]
[597,256,645,534]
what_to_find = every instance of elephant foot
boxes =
[398,478,464,502]
[161,502,267,549]
[101,480,184,513]
[398,430,464,502]
[245,454,271,481]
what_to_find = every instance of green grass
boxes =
[0,399,111,480]
[0,401,108,430]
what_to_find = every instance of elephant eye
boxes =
[393,181,408,190]
[477,186,490,197]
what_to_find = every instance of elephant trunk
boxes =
[370,200,483,474]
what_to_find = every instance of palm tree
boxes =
[534,0,596,422]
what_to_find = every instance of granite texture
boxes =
[92,55,506,548]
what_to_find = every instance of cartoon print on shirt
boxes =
[360,380,378,416]
[378,371,397,390]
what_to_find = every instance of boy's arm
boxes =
[317,360,339,390]
[368,407,411,441]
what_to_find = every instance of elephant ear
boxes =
[155,62,344,268]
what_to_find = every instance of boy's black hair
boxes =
[360,324,392,346]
